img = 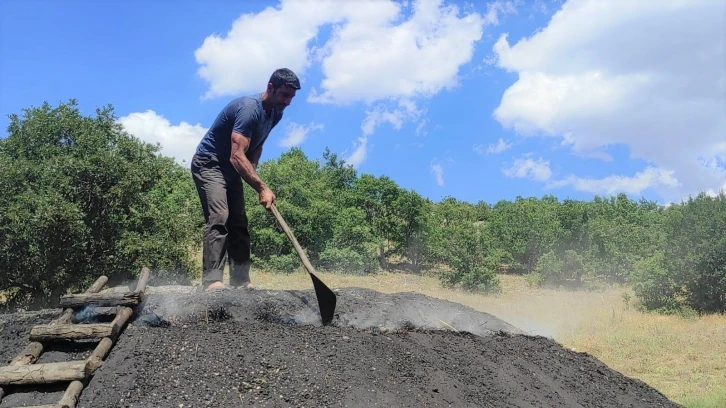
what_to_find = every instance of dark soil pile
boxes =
[1,287,682,407]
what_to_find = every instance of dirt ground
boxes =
[0,286,682,407]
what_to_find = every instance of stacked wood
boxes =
[0,276,108,404]
[0,268,150,407]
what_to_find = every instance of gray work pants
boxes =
[191,153,252,286]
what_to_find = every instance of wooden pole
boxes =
[57,380,84,408]
[29,323,114,342]
[59,291,142,308]
[135,266,151,294]
[85,307,133,373]
[85,337,113,374]
[0,361,89,385]
[109,306,134,337]
[8,342,44,366]
[269,204,337,326]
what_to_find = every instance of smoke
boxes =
[128,286,524,338]
[331,290,523,336]
[72,304,99,323]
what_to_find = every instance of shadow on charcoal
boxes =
[286,291,323,318]
[129,309,171,328]
[40,339,99,355]
[1,381,68,405]
[253,301,298,326]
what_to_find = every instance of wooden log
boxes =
[0,341,45,403]
[86,275,110,293]
[9,341,44,366]
[110,306,134,337]
[53,275,109,325]
[109,306,134,341]
[0,360,88,385]
[85,307,133,373]
[17,405,62,408]
[135,266,151,293]
[29,323,113,342]
[59,291,141,308]
[85,337,113,374]
[58,380,85,408]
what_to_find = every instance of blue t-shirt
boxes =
[195,93,282,167]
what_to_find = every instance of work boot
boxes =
[229,260,254,289]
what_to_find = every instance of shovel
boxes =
[269,203,337,326]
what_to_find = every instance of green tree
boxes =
[0,99,202,307]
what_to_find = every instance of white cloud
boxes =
[307,0,487,105]
[475,138,512,155]
[482,0,519,26]
[415,118,429,137]
[345,137,369,168]
[194,0,490,105]
[503,155,682,196]
[361,99,423,137]
[503,156,552,182]
[491,0,726,201]
[117,110,207,167]
[194,0,507,167]
[547,166,680,195]
[193,0,347,100]
[279,121,324,148]
[431,163,445,186]
[345,99,424,167]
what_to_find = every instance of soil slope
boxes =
[0,287,682,407]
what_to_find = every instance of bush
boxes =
[318,246,378,275]
[256,253,301,274]
[458,265,501,293]
[631,253,681,313]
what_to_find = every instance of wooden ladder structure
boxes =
[0,267,151,408]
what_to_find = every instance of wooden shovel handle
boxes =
[269,203,316,275]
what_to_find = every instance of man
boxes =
[191,68,300,292]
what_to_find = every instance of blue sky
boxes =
[1,0,724,206]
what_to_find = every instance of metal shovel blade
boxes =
[309,271,337,326]
[269,204,337,326]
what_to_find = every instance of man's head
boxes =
[265,68,300,111]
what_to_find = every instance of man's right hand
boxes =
[259,187,276,210]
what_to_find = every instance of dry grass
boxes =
[238,268,725,408]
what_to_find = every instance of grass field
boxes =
[224,268,726,408]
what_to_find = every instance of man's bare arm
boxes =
[248,145,263,169]
[230,132,267,192]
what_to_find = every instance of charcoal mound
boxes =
[0,287,682,408]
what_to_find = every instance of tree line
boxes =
[1,100,724,314]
